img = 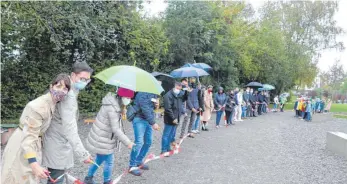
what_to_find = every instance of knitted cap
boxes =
[117,87,135,98]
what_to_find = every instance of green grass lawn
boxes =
[269,103,347,112]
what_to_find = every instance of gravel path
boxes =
[2,111,347,184]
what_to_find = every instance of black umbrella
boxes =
[151,72,173,78]
[246,82,263,87]
[151,72,175,94]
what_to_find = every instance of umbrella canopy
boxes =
[262,84,275,90]
[151,71,173,78]
[170,67,209,78]
[192,63,212,71]
[151,72,175,93]
[95,65,164,95]
[246,82,263,87]
[182,63,212,72]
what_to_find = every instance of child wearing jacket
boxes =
[84,88,135,184]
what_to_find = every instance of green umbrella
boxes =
[262,84,275,90]
[95,65,164,95]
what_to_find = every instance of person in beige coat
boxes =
[1,73,71,184]
[201,85,214,131]
[83,88,135,184]
[42,61,94,184]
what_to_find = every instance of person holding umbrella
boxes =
[214,87,227,128]
[183,78,200,138]
[83,87,135,184]
[93,65,164,177]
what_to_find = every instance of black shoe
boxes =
[84,176,96,184]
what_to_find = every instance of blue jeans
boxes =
[242,107,246,118]
[273,104,277,109]
[262,104,266,113]
[129,117,153,167]
[87,153,114,182]
[161,123,177,152]
[192,114,200,131]
[306,112,311,121]
[216,110,224,126]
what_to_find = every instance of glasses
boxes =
[79,77,91,83]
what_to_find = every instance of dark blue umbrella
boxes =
[151,72,174,93]
[151,71,173,78]
[170,67,209,78]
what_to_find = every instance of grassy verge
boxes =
[269,103,347,112]
[333,114,347,119]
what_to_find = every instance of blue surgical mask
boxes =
[74,81,88,90]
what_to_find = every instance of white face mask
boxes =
[173,88,180,95]
[121,97,131,106]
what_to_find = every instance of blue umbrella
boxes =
[182,63,212,72]
[170,67,209,78]
[192,63,212,71]
[182,63,194,68]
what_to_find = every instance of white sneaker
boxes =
[191,130,197,133]
[239,119,244,122]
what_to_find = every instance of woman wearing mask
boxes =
[225,90,236,125]
[214,87,227,128]
[1,73,71,184]
[84,87,135,184]
[201,85,214,131]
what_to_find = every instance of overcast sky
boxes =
[143,0,347,72]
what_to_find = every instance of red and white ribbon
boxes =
[65,173,84,184]
[112,133,190,184]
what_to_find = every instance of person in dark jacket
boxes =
[225,90,236,125]
[180,79,200,138]
[192,84,205,134]
[161,82,187,153]
[214,87,227,128]
[257,91,264,115]
[243,87,251,118]
[128,92,160,176]
[249,89,257,117]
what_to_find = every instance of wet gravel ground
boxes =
[1,111,347,184]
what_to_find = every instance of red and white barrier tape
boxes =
[45,133,190,184]
[112,133,190,184]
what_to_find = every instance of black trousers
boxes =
[225,109,234,124]
[47,168,65,184]
[280,103,285,112]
